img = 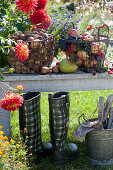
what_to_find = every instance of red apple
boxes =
[70,44,77,52]
[82,32,91,36]
[66,44,76,58]
[68,29,78,37]
[96,50,105,60]
[91,42,99,54]
[84,34,94,41]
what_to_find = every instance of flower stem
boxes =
[0,82,18,92]
[0,85,6,93]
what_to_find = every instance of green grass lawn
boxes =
[11,90,113,170]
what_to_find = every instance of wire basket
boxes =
[59,23,110,73]
[8,31,54,74]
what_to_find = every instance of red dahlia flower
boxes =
[17,85,24,91]
[15,41,29,61]
[29,9,47,25]
[0,92,23,111]
[36,15,51,29]
[15,0,38,13]
[35,0,47,10]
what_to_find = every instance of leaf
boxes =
[0,72,4,80]
[0,37,6,44]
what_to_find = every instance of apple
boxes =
[91,42,99,54]
[84,34,94,41]
[90,60,97,67]
[70,44,77,52]
[68,29,78,37]
[83,60,90,68]
[52,65,59,73]
[96,50,105,60]
[100,51,105,59]
[99,42,106,51]
[77,50,89,61]
[75,59,83,67]
[82,32,91,36]
[66,44,76,58]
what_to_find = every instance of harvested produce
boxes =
[8,29,54,74]
[59,58,78,73]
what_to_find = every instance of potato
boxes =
[41,66,49,74]
[52,66,59,73]
[14,32,19,37]
[49,69,52,73]
[25,31,31,34]
[27,37,34,42]
[20,34,26,40]
[18,31,23,36]
[34,34,39,39]
[27,59,34,64]
[42,33,49,38]
[32,64,40,72]
[30,39,42,49]
[25,34,34,40]
[32,31,39,34]
[9,36,19,41]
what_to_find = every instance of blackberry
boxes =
[83,47,87,51]
[82,68,90,73]
[96,56,102,62]
[61,35,65,39]
[77,35,81,40]
[88,51,91,56]
[89,55,95,61]
[87,44,91,49]
[73,56,78,62]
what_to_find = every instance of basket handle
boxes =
[78,114,87,125]
[64,21,75,30]
[97,24,109,40]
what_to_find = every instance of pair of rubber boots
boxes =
[19,91,78,166]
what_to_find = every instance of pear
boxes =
[59,58,78,73]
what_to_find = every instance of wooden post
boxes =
[98,96,104,122]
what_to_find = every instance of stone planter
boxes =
[0,84,11,140]
[85,129,113,165]
[0,108,11,140]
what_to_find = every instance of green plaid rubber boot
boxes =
[48,92,78,166]
[19,92,52,156]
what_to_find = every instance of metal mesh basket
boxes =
[59,23,110,73]
[8,32,54,74]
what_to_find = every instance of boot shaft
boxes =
[48,92,70,150]
[19,92,42,154]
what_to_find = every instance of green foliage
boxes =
[0,0,30,67]
[47,4,80,56]
[11,90,113,169]
[0,72,4,81]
